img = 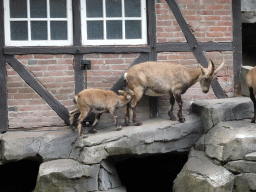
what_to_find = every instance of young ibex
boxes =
[69,88,134,138]
[124,59,224,125]
[246,66,256,123]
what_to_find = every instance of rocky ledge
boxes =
[174,97,256,192]
[0,113,202,191]
[0,97,254,191]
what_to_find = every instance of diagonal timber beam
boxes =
[166,0,226,98]
[6,55,70,125]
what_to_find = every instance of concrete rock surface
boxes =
[173,149,235,192]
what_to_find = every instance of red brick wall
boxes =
[7,0,233,129]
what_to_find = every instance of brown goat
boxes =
[246,66,256,123]
[124,60,224,125]
[69,88,134,138]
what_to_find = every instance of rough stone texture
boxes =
[173,149,235,192]
[225,160,256,174]
[2,127,78,163]
[192,97,253,133]
[202,120,256,162]
[70,114,202,164]
[99,160,122,191]
[245,152,256,161]
[0,114,202,191]
[34,159,100,192]
[233,173,256,192]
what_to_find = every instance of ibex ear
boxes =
[118,90,124,95]
[128,89,134,96]
[214,59,225,74]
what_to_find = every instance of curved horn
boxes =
[214,58,225,74]
[208,59,215,75]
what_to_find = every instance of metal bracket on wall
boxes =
[81,60,91,70]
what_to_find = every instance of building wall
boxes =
[7,0,233,129]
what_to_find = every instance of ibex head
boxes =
[199,59,225,93]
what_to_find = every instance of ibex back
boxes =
[124,59,224,125]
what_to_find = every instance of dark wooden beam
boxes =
[72,0,84,94]
[166,0,226,98]
[0,0,8,133]
[156,42,233,52]
[232,0,242,95]
[5,56,70,125]
[3,46,151,55]
[147,0,158,118]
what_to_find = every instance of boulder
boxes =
[225,160,256,174]
[1,127,78,163]
[70,115,202,164]
[192,97,253,133]
[34,159,100,192]
[233,173,256,192]
[197,120,256,162]
[173,149,234,192]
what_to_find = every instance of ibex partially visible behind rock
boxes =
[124,59,224,125]
[246,66,256,123]
[69,88,134,138]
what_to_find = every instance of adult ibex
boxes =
[124,59,224,125]
[246,66,256,123]
[69,88,134,138]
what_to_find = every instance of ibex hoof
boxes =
[89,128,97,134]
[116,126,122,131]
[169,116,177,121]
[179,118,186,123]
[80,134,88,138]
[134,122,142,126]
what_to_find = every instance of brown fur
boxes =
[246,66,256,123]
[69,88,134,137]
[124,60,224,125]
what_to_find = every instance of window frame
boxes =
[81,0,147,46]
[4,0,73,46]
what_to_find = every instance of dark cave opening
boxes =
[0,158,42,192]
[114,152,189,192]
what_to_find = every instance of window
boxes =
[4,0,73,46]
[81,0,147,45]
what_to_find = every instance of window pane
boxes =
[10,21,28,40]
[125,20,141,39]
[124,0,141,17]
[10,0,27,18]
[87,21,103,40]
[50,0,67,18]
[106,0,122,17]
[107,20,122,39]
[86,0,103,18]
[50,21,67,40]
[31,21,47,40]
[30,0,47,18]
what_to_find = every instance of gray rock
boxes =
[233,173,256,192]
[34,159,100,192]
[245,152,256,161]
[1,127,78,162]
[99,160,122,191]
[199,120,256,162]
[192,97,253,133]
[225,160,256,174]
[70,115,202,164]
[173,149,234,192]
